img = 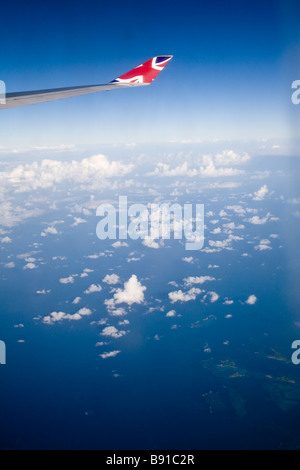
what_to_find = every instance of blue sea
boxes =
[0,142,300,449]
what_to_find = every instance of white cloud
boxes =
[76,307,92,317]
[248,213,271,225]
[142,237,160,249]
[84,284,102,294]
[107,306,127,317]
[42,307,92,324]
[41,226,58,237]
[0,144,75,154]
[150,162,198,177]
[150,151,248,178]
[36,289,51,294]
[219,210,227,217]
[100,350,121,359]
[1,236,12,243]
[214,150,250,166]
[59,276,75,284]
[223,222,245,230]
[103,274,120,285]
[0,154,133,193]
[184,276,215,286]
[204,182,241,189]
[253,185,268,201]
[0,202,43,228]
[4,261,15,268]
[112,241,129,248]
[182,257,193,263]
[71,217,87,227]
[226,205,246,216]
[43,311,81,324]
[208,291,219,303]
[166,310,176,317]
[245,295,258,305]
[199,155,245,177]
[208,239,229,249]
[101,326,126,338]
[255,239,272,251]
[72,297,81,304]
[113,275,146,306]
[86,252,105,259]
[169,288,202,303]
[23,262,37,270]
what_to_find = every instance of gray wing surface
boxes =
[2,83,147,109]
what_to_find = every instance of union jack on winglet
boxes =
[110,56,173,85]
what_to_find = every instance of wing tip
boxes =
[111,55,173,85]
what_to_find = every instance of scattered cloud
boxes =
[166,310,177,317]
[169,288,202,303]
[84,284,102,294]
[253,185,268,201]
[1,236,12,243]
[245,295,258,305]
[184,276,215,286]
[4,261,15,268]
[41,226,58,237]
[113,275,146,306]
[248,213,271,225]
[59,276,75,284]
[255,239,272,251]
[103,274,120,285]
[208,291,219,303]
[101,326,126,339]
[142,237,160,249]
[23,262,37,270]
[71,217,87,227]
[43,307,92,324]
[112,241,129,248]
[100,350,121,359]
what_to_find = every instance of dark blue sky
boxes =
[1,0,300,145]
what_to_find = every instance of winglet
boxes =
[110,55,173,85]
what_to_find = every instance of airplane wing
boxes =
[0,55,173,109]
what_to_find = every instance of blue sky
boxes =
[1,0,300,146]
